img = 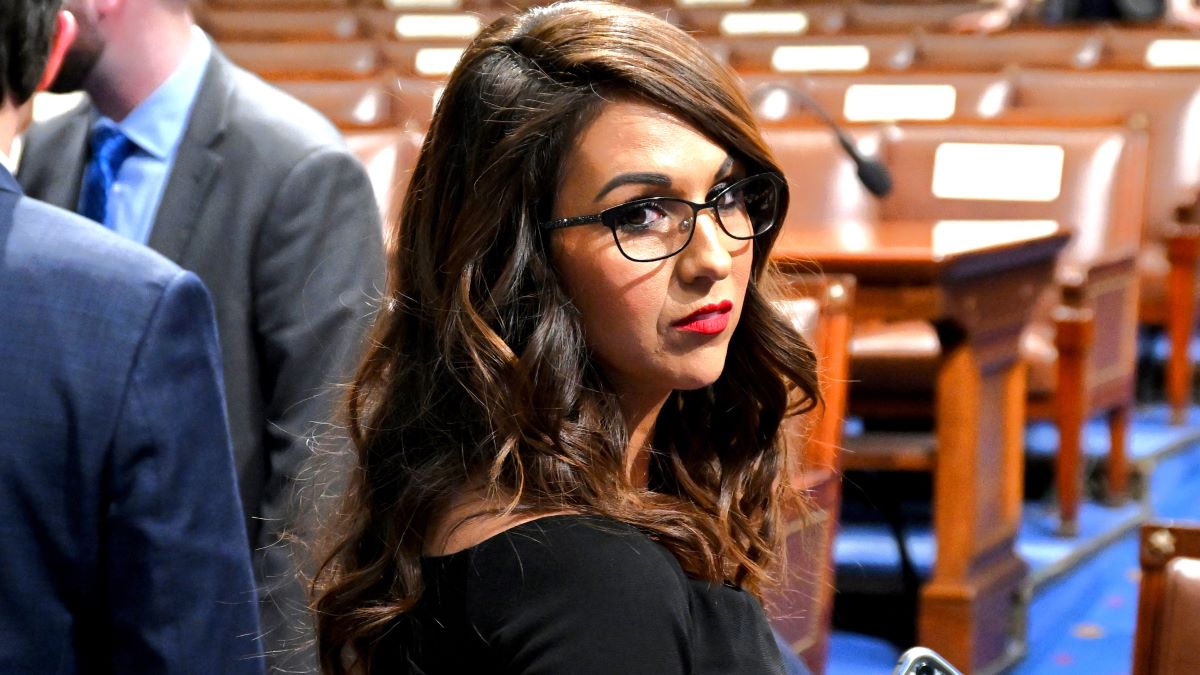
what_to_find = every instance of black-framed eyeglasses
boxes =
[539,172,787,263]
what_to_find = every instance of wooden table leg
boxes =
[1053,305,1094,537]
[919,321,1028,674]
[1106,404,1131,504]
[1166,232,1200,425]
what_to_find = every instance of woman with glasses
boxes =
[310,2,820,673]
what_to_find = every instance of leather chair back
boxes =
[1134,523,1200,675]
[914,30,1104,71]
[802,72,1014,122]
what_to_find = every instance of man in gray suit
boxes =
[17,0,385,670]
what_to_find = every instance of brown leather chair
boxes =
[197,8,363,41]
[1133,522,1200,675]
[274,76,406,129]
[1013,68,1200,425]
[798,72,1014,122]
[343,128,424,245]
[851,120,1149,535]
[759,122,883,237]
[755,125,869,673]
[719,35,918,74]
[359,8,495,41]
[380,40,471,78]
[219,40,382,80]
[1100,27,1200,70]
[844,2,982,32]
[355,0,496,11]
[679,5,848,37]
[768,273,856,675]
[913,30,1105,71]
[390,76,446,131]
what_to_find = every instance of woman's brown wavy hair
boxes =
[310,2,821,672]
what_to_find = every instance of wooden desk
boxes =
[773,219,1070,675]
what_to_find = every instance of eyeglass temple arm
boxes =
[539,214,604,230]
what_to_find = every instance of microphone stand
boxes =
[750,83,894,198]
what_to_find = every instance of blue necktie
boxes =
[80,126,136,227]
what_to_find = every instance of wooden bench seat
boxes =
[1100,28,1200,70]
[343,128,424,245]
[844,2,982,33]
[768,273,855,675]
[1013,68,1200,424]
[197,7,364,41]
[678,5,847,37]
[913,29,1105,70]
[852,120,1149,534]
[797,71,1014,122]
[220,40,383,80]
[714,35,918,74]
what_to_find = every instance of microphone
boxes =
[749,84,893,198]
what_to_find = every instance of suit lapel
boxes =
[0,165,22,195]
[16,104,91,210]
[147,53,233,263]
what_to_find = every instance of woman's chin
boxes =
[670,365,727,392]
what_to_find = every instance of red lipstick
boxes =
[674,300,734,335]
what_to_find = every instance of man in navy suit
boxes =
[0,1,263,671]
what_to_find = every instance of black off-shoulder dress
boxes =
[402,514,786,674]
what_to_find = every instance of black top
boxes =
[404,515,786,675]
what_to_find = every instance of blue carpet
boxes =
[1025,404,1200,461]
[1011,534,1141,675]
[827,632,901,675]
[1010,444,1200,675]
[827,404,1200,675]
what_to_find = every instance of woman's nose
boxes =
[675,210,736,283]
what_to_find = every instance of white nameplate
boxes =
[932,143,1064,202]
[843,84,956,122]
[394,13,481,39]
[719,12,808,36]
[1145,39,1200,68]
[678,0,752,7]
[415,47,466,76]
[386,0,461,9]
[771,45,869,73]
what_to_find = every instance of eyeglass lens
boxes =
[603,174,780,262]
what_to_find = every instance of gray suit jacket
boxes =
[18,51,384,672]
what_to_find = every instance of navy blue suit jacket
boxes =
[0,166,263,672]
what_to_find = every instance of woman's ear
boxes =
[36,10,78,93]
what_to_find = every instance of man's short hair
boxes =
[0,0,60,105]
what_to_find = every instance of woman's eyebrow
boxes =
[593,172,672,202]
[712,156,734,181]
[592,156,735,203]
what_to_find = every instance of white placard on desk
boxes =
[678,0,753,7]
[1145,39,1200,68]
[843,84,956,122]
[394,13,481,39]
[719,11,808,36]
[932,143,1064,202]
[415,47,466,76]
[386,0,461,9]
[772,45,870,73]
